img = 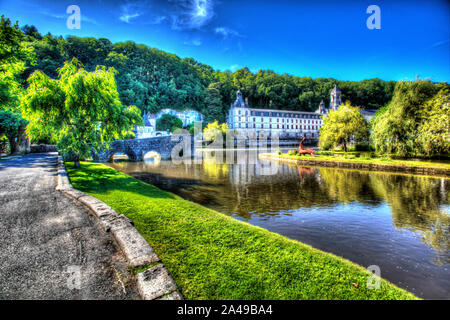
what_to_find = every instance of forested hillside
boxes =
[21,25,396,122]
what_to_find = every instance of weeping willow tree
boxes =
[416,86,450,157]
[371,80,448,157]
[21,58,142,167]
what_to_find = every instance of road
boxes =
[0,153,138,299]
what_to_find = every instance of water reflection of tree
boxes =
[317,168,383,204]
[369,174,449,265]
[111,159,449,264]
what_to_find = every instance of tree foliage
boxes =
[319,102,369,152]
[0,109,28,153]
[203,120,229,142]
[0,15,35,153]
[21,58,142,166]
[156,113,183,133]
[19,23,397,123]
[416,87,450,156]
[371,80,447,157]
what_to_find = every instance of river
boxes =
[108,149,449,299]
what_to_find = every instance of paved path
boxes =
[0,153,138,299]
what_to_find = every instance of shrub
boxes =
[354,143,374,152]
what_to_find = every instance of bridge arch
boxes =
[143,151,161,160]
[92,135,192,162]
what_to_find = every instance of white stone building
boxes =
[227,86,343,138]
[135,111,156,138]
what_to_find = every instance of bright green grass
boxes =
[272,153,450,171]
[66,162,418,300]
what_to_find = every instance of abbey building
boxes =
[227,85,342,138]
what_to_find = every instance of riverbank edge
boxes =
[259,153,450,177]
[66,161,419,300]
[55,155,183,300]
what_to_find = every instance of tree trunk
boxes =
[74,153,81,168]
[9,136,20,155]
[343,140,347,152]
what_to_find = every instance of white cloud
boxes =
[170,0,215,30]
[184,39,202,46]
[120,13,141,23]
[119,2,146,24]
[214,26,243,38]
[150,15,167,24]
[430,39,450,49]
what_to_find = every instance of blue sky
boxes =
[1,0,449,82]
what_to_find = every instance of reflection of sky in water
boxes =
[109,154,450,299]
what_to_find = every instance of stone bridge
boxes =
[91,136,191,162]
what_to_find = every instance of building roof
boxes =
[231,89,249,108]
[331,84,341,93]
[142,111,155,126]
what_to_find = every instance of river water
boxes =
[108,149,449,299]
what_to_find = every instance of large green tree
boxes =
[202,82,226,122]
[0,15,35,153]
[415,86,450,156]
[156,113,183,133]
[371,80,443,157]
[319,102,369,152]
[21,58,142,167]
[0,109,28,153]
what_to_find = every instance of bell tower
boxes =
[330,85,342,111]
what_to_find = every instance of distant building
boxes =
[134,109,204,139]
[227,89,330,138]
[134,111,156,139]
[156,108,204,127]
[330,85,342,111]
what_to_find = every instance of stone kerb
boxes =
[55,154,182,300]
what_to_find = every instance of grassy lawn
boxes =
[66,162,418,300]
[270,153,450,171]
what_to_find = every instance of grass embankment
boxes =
[66,162,417,300]
[267,153,450,171]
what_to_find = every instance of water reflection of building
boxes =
[227,150,311,187]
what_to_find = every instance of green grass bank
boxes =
[66,162,418,300]
[260,153,450,176]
